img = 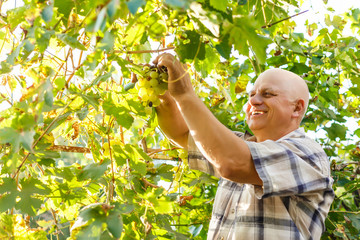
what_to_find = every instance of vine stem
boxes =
[171,222,204,227]
[147,147,180,157]
[261,10,309,28]
[107,133,115,203]
[0,92,12,106]
[12,99,74,179]
[167,160,182,192]
[51,208,61,240]
[113,46,175,54]
[330,210,360,214]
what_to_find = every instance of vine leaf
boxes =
[106,211,123,238]
[77,159,110,181]
[175,30,205,61]
[57,33,87,50]
[54,0,74,24]
[0,178,18,212]
[209,0,227,12]
[16,178,51,216]
[0,127,35,153]
[126,0,146,15]
[325,123,347,141]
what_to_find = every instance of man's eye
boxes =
[263,92,273,96]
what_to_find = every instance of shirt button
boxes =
[220,237,224,240]
[231,209,235,214]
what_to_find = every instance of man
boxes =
[154,53,334,240]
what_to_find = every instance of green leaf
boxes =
[45,89,54,107]
[6,6,26,31]
[18,130,35,152]
[125,24,145,46]
[0,178,17,194]
[80,93,99,111]
[89,71,113,87]
[175,30,205,61]
[16,178,50,216]
[165,0,190,9]
[126,0,146,15]
[97,31,115,51]
[347,213,360,229]
[36,28,54,53]
[124,144,147,175]
[107,211,123,238]
[289,63,311,75]
[354,128,360,138]
[0,193,17,212]
[45,111,72,133]
[77,159,110,181]
[209,0,227,12]
[0,127,21,153]
[311,56,324,65]
[215,35,231,59]
[194,45,220,78]
[189,224,203,237]
[226,16,270,63]
[41,3,54,23]
[54,0,75,24]
[325,123,347,140]
[75,220,103,240]
[153,196,173,214]
[103,99,134,129]
[0,127,19,145]
[54,77,66,90]
[276,36,303,54]
[57,33,87,50]
[76,106,89,121]
[0,178,18,211]
[349,87,360,96]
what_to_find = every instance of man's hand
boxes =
[153,53,194,100]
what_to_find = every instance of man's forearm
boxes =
[156,93,189,148]
[174,92,262,185]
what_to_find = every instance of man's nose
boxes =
[249,94,263,106]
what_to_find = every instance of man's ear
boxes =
[292,99,305,118]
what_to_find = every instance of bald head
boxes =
[246,68,310,141]
[256,68,309,119]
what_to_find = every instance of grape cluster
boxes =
[135,66,168,108]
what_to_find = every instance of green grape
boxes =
[139,87,148,98]
[145,106,153,115]
[143,79,151,88]
[149,78,159,87]
[152,98,161,107]
[138,78,146,87]
[135,65,168,112]
[159,72,168,81]
[150,71,159,78]
[148,93,158,102]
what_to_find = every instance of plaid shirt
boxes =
[188,128,334,240]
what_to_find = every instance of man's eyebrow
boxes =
[248,87,276,95]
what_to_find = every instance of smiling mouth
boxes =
[251,111,266,116]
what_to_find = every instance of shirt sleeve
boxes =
[245,137,333,199]
[187,133,220,178]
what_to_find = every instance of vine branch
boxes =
[261,10,309,28]
[114,46,175,54]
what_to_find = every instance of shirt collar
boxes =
[243,128,305,142]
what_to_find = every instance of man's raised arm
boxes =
[156,92,189,149]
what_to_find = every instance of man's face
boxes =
[245,75,295,140]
